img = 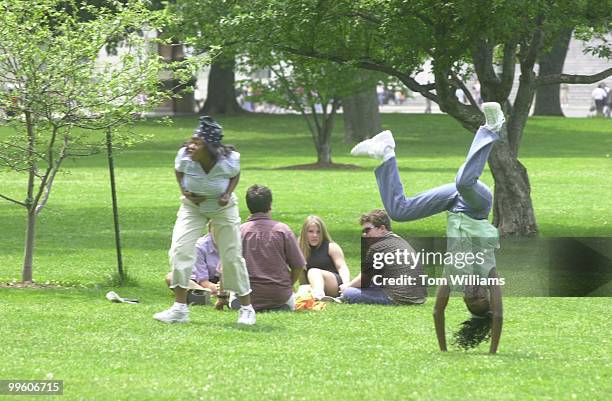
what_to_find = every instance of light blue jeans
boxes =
[375,127,499,221]
[341,287,393,305]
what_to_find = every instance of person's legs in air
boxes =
[350,102,505,221]
[351,132,463,221]
[451,103,505,217]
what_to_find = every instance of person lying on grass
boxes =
[338,209,426,305]
[298,215,351,301]
[350,102,505,353]
[154,116,255,326]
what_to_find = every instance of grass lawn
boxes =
[1,114,611,400]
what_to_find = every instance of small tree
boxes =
[0,0,200,282]
[241,55,381,165]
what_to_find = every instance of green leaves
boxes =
[0,0,204,163]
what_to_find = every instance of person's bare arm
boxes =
[488,269,503,354]
[340,273,362,292]
[197,279,219,296]
[433,284,451,352]
[328,242,351,285]
[218,173,240,206]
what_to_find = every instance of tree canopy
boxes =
[186,0,612,235]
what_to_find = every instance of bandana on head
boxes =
[193,116,223,143]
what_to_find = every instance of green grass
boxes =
[1,114,611,400]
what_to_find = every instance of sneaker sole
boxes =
[153,315,189,324]
[320,296,341,303]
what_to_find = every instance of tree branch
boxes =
[0,154,28,172]
[432,63,482,131]
[35,135,68,214]
[537,67,612,86]
[472,39,500,89]
[276,45,436,94]
[451,73,478,109]
[341,12,381,25]
[268,63,318,144]
[0,193,26,207]
[498,42,517,100]
[519,16,543,73]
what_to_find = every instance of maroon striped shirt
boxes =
[240,213,305,310]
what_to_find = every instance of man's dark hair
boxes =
[359,209,392,231]
[246,185,272,214]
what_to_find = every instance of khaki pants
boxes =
[168,196,251,296]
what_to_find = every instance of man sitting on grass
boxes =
[340,209,426,305]
[229,185,305,311]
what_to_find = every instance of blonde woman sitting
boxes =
[299,215,350,301]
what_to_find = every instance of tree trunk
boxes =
[314,109,337,165]
[488,140,539,236]
[22,209,36,283]
[533,28,572,116]
[201,55,244,115]
[316,140,332,165]
[342,84,381,143]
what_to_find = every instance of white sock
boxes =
[382,147,395,163]
[173,302,188,312]
[240,304,254,311]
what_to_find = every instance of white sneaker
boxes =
[482,102,505,133]
[350,130,395,159]
[153,307,189,324]
[237,306,256,325]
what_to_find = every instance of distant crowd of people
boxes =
[376,83,409,106]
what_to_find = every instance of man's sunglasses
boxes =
[362,226,376,234]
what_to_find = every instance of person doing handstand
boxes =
[350,102,505,353]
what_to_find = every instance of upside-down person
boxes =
[350,102,505,353]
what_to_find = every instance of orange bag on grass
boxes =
[295,293,326,311]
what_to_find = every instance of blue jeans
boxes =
[341,287,393,305]
[375,127,499,221]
